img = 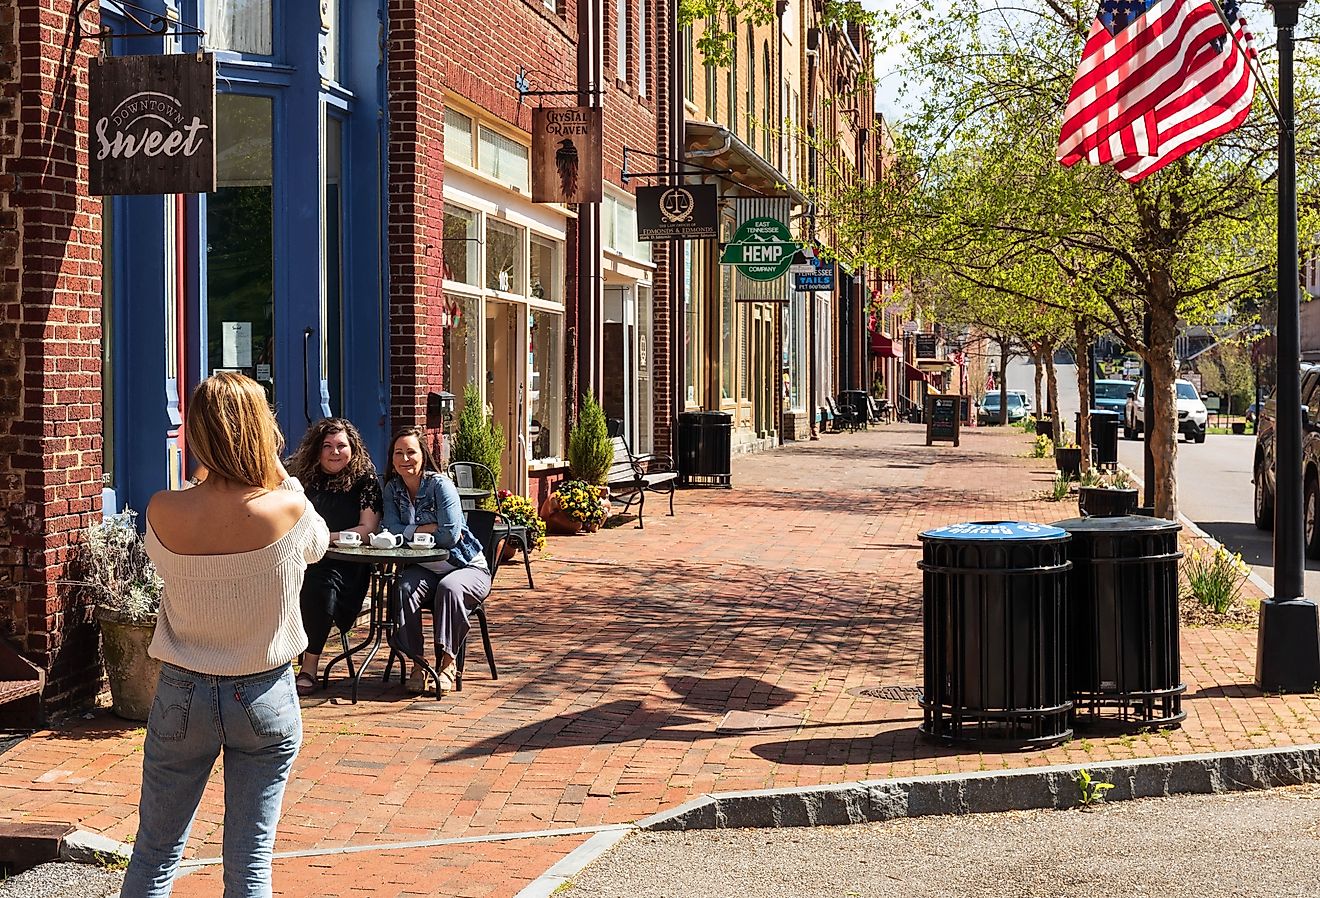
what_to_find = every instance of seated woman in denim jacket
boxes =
[381,425,490,695]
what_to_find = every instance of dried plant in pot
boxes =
[73,510,165,720]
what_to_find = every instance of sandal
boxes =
[406,665,433,695]
[295,670,319,696]
[435,666,456,695]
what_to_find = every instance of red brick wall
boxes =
[0,0,105,713]
[386,0,451,429]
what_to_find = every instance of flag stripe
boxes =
[1058,1,1223,162]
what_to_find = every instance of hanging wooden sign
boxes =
[531,107,603,204]
[89,53,216,196]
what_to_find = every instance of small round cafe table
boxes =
[321,543,450,702]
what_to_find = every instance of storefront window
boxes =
[205,0,273,56]
[207,94,274,394]
[444,108,473,166]
[478,127,530,192]
[636,284,653,453]
[684,242,698,405]
[530,235,562,302]
[442,292,481,399]
[443,205,479,285]
[323,0,340,82]
[486,220,524,294]
[529,310,564,461]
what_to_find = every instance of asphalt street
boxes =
[562,786,1320,898]
[1117,431,1320,598]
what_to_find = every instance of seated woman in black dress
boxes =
[286,417,383,695]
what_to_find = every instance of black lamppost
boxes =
[1257,0,1320,691]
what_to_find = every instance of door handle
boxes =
[303,327,314,424]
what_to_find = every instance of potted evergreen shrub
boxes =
[74,510,164,721]
[568,392,612,489]
[450,384,504,508]
[1077,467,1139,517]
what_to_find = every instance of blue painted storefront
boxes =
[100,0,389,515]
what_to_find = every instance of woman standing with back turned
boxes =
[119,372,329,898]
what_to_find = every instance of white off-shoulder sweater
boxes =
[145,485,330,676]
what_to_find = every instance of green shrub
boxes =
[450,384,503,509]
[568,393,612,485]
[1047,471,1073,501]
[1182,543,1250,614]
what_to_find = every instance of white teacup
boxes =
[335,531,362,547]
[369,530,404,550]
[408,532,436,549]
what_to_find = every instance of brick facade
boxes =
[0,0,105,712]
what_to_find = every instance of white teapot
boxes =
[369,530,404,550]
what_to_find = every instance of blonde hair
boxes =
[186,372,285,489]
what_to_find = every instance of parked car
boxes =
[1123,377,1208,443]
[1253,365,1320,553]
[978,392,1027,425]
[1009,390,1033,415]
[1091,378,1133,416]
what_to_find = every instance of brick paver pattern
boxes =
[1,425,1310,897]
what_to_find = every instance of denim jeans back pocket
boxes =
[236,670,300,740]
[148,671,195,742]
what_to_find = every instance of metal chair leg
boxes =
[476,605,497,680]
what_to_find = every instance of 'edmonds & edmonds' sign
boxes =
[89,53,216,196]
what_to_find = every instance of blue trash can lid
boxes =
[919,521,1069,542]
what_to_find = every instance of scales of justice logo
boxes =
[658,187,696,224]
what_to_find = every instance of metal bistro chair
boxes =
[448,461,535,588]
[455,509,500,691]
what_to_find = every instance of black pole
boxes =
[1257,0,1320,692]
[669,2,686,459]
[576,0,603,399]
[1142,312,1155,508]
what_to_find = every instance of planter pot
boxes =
[1078,486,1138,518]
[1054,447,1082,479]
[1035,418,1055,441]
[96,608,160,721]
[1231,422,1247,435]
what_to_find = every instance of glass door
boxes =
[485,299,527,495]
[603,285,636,446]
[206,94,275,401]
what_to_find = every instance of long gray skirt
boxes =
[389,564,492,664]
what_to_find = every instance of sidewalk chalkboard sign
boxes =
[925,394,961,446]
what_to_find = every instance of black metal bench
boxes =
[605,436,677,529]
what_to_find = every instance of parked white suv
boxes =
[1123,377,1208,443]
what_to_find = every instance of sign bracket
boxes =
[515,66,606,105]
[75,0,205,49]
[621,147,731,183]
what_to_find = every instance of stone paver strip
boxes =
[0,424,1310,897]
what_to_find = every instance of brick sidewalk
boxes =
[3,424,1313,898]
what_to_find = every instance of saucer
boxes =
[408,541,437,550]
[333,538,363,548]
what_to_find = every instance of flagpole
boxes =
[1256,0,1320,693]
[1209,0,1281,123]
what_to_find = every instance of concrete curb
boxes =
[635,744,1320,831]
[59,829,133,866]
[513,828,633,898]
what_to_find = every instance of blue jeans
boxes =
[120,663,302,898]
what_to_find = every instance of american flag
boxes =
[1057,0,1256,182]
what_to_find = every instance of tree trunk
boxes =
[1146,281,1180,518]
[1074,321,1092,472]
[1045,347,1061,442]
[1033,350,1044,420]
[999,338,1010,425]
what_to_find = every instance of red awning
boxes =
[904,361,930,383]
[871,332,902,358]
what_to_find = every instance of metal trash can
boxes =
[918,521,1073,747]
[1053,515,1185,727]
[676,411,732,488]
[1089,409,1121,466]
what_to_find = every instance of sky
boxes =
[863,0,951,122]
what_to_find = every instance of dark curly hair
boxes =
[286,417,377,489]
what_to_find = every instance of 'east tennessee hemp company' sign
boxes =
[89,53,216,196]
[719,216,796,282]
